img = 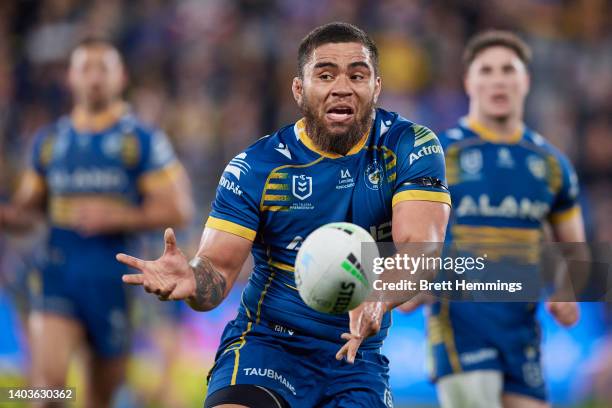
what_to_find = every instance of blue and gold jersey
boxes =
[30,112,180,273]
[426,118,581,381]
[441,118,580,246]
[206,108,450,348]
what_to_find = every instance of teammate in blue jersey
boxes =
[118,22,451,408]
[402,31,585,408]
[0,39,193,407]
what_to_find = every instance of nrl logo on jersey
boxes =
[455,194,550,220]
[292,174,312,200]
[460,149,482,175]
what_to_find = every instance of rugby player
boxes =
[118,22,451,408]
[413,31,585,408]
[0,38,193,407]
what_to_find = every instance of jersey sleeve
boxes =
[23,127,53,194]
[30,127,54,176]
[137,129,182,192]
[392,124,451,207]
[548,152,581,224]
[205,152,260,241]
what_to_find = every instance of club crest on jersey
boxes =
[526,155,546,179]
[292,174,312,200]
[364,162,383,190]
[460,149,482,175]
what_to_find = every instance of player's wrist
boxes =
[186,257,201,299]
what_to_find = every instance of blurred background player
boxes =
[408,31,586,408]
[0,38,193,407]
[117,22,451,408]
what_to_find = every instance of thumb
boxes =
[163,228,177,254]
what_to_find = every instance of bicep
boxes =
[392,200,450,244]
[550,212,585,242]
[195,227,253,292]
[13,170,46,210]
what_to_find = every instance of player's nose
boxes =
[331,75,353,98]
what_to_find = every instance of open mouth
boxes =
[326,106,354,122]
[491,94,509,104]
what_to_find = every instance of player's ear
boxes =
[463,74,473,98]
[373,76,382,104]
[292,77,303,107]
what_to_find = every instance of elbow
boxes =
[176,203,195,228]
[186,298,222,312]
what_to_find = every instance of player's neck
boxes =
[467,113,523,143]
[72,101,127,133]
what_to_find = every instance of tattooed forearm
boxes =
[187,256,227,311]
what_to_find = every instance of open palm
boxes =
[117,228,195,300]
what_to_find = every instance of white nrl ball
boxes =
[294,222,378,314]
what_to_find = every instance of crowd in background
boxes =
[0,0,611,241]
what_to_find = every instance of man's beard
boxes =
[301,96,374,156]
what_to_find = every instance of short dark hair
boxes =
[463,30,532,69]
[297,22,379,78]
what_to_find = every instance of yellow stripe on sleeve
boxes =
[549,205,581,225]
[392,190,451,207]
[138,162,183,192]
[205,216,257,241]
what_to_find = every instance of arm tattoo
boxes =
[188,256,227,311]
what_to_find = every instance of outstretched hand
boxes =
[546,301,579,328]
[336,301,385,364]
[117,228,195,300]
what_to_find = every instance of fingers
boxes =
[122,273,145,285]
[116,253,146,269]
[163,228,176,254]
[336,341,350,361]
[548,302,580,327]
[336,333,362,364]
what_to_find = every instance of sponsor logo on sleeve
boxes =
[409,144,443,165]
[219,175,242,196]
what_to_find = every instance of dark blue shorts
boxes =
[428,302,546,401]
[206,314,394,408]
[32,263,130,358]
